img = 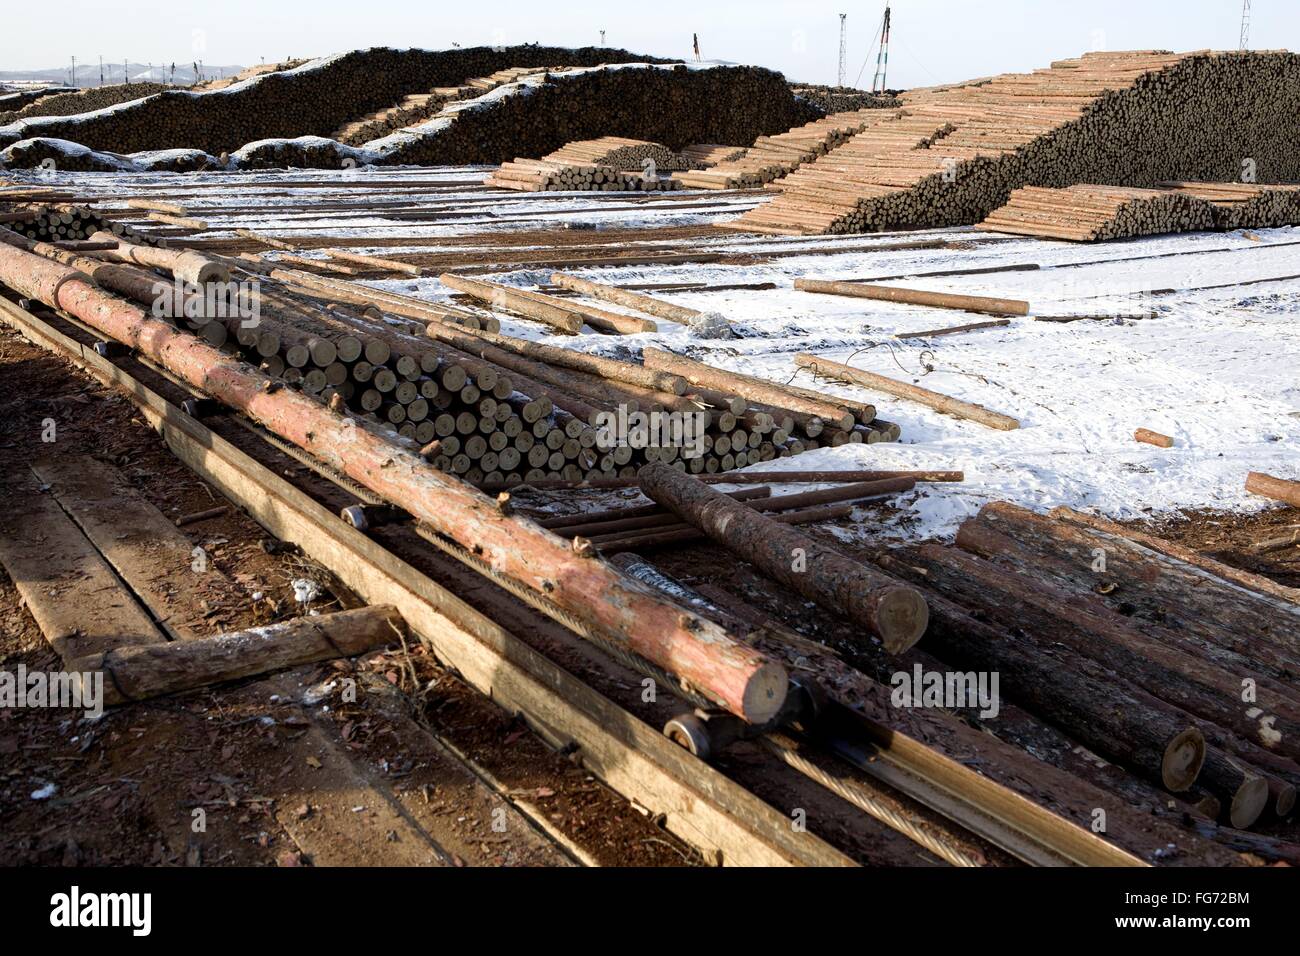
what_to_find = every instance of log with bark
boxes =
[638,462,928,652]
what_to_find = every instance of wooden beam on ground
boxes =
[30,456,231,642]
[75,606,404,705]
[795,278,1030,317]
[795,355,1021,431]
[0,473,165,663]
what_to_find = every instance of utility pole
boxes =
[70,56,76,87]
[871,3,892,93]
[600,30,606,46]
[1240,0,1251,50]
[838,14,847,88]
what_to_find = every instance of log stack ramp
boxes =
[724,49,1300,235]
[672,108,896,190]
[332,65,560,145]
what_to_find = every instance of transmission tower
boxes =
[1239,0,1251,50]
[838,14,847,88]
[871,4,892,93]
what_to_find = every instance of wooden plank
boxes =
[30,456,230,641]
[0,473,164,662]
[0,297,854,868]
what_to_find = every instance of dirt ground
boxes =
[0,321,691,867]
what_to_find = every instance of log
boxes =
[594,502,857,553]
[74,606,406,706]
[1135,428,1175,448]
[587,477,915,545]
[895,319,1010,340]
[901,585,1207,792]
[550,272,703,324]
[1051,506,1300,605]
[638,463,928,653]
[877,542,1300,760]
[795,354,1020,431]
[1246,471,1300,508]
[326,249,424,277]
[644,348,856,431]
[0,228,789,724]
[91,230,229,285]
[955,502,1300,677]
[794,278,1030,317]
[440,272,582,334]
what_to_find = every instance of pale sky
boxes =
[2,0,1295,89]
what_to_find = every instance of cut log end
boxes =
[877,586,931,654]
[742,661,790,725]
[1226,775,1270,830]
[1162,727,1207,792]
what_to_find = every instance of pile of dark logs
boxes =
[976,185,1219,241]
[0,46,657,155]
[672,109,891,190]
[594,467,1299,841]
[727,49,1300,235]
[353,65,817,169]
[486,157,680,192]
[874,501,1300,831]
[0,82,168,126]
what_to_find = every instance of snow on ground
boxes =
[14,166,1299,540]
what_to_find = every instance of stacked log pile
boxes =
[870,501,1300,831]
[672,109,893,189]
[977,181,1300,240]
[486,136,683,192]
[0,46,665,155]
[975,185,1219,241]
[726,49,1300,235]
[0,83,168,126]
[368,64,818,168]
[1,203,155,244]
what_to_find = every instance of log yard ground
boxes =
[0,0,1297,935]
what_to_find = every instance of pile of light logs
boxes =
[541,136,685,171]
[486,157,679,192]
[726,49,1300,235]
[976,185,1219,241]
[677,143,748,169]
[874,501,1300,830]
[673,109,892,190]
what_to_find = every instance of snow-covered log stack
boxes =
[976,184,1219,241]
[0,46,663,155]
[369,64,815,168]
[672,109,890,190]
[726,49,1300,235]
